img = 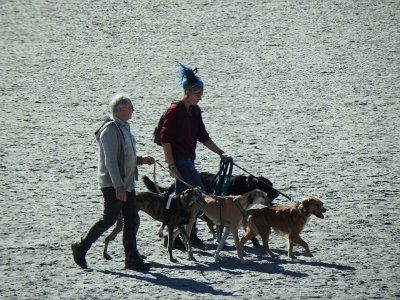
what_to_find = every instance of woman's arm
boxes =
[162,142,183,178]
[204,138,227,162]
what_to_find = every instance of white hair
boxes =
[109,94,132,114]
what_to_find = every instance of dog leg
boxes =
[216,225,223,243]
[201,214,217,240]
[167,226,178,263]
[214,227,231,262]
[288,234,312,258]
[238,227,255,260]
[207,222,216,240]
[287,239,296,259]
[158,223,165,238]
[232,229,246,264]
[260,229,278,257]
[178,225,195,261]
[103,214,123,260]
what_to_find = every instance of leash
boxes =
[153,162,162,194]
[209,157,234,196]
[208,157,234,240]
[155,160,194,190]
[154,161,192,211]
[231,161,292,201]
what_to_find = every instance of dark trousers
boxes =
[80,187,140,259]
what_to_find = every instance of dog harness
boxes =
[233,198,248,227]
[216,197,224,226]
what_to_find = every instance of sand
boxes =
[1,0,399,299]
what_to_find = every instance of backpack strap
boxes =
[95,117,125,142]
[153,101,179,146]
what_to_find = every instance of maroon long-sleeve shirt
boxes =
[160,101,209,161]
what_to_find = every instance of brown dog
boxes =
[143,174,278,245]
[193,189,273,263]
[239,196,326,259]
[103,188,206,262]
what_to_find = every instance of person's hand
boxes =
[116,186,127,202]
[220,153,228,164]
[142,155,155,165]
[218,151,228,163]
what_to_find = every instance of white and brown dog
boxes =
[239,196,327,259]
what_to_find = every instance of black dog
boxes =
[143,172,280,247]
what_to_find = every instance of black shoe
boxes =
[251,238,262,248]
[190,234,205,248]
[125,258,152,271]
[163,236,186,250]
[71,242,88,269]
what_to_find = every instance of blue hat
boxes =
[176,62,204,90]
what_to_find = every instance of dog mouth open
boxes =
[314,206,327,219]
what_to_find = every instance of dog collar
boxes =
[166,193,175,210]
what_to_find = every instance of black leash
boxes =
[232,161,292,201]
[209,157,234,196]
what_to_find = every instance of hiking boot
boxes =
[190,233,205,248]
[251,238,262,248]
[163,236,186,250]
[125,257,152,271]
[71,242,88,269]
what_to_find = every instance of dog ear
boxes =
[301,197,311,212]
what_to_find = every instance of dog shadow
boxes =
[242,245,356,272]
[274,257,356,271]
[189,244,308,278]
[209,256,309,278]
[97,268,233,297]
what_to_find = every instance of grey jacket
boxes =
[95,116,143,192]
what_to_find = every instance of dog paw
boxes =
[170,258,179,263]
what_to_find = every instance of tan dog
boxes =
[193,189,273,263]
[239,196,326,259]
[103,188,206,262]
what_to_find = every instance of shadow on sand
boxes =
[97,268,232,297]
[96,242,355,296]
[241,245,357,272]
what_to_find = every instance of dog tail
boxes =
[142,175,173,194]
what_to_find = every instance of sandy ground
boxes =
[1,0,399,299]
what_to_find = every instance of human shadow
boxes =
[97,268,233,297]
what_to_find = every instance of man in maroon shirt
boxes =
[160,63,227,246]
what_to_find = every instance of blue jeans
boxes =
[174,159,205,194]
